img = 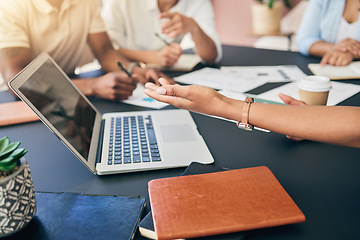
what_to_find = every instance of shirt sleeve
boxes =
[101,0,126,50]
[0,2,30,49]
[88,0,107,34]
[296,0,325,56]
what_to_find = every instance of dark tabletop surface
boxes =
[1,45,360,240]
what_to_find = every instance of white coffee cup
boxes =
[298,76,332,105]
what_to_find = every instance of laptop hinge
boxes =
[96,119,105,164]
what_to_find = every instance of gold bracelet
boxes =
[237,97,254,131]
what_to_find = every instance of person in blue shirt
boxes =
[297,0,360,66]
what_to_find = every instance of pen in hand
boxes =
[118,60,157,85]
[117,61,132,77]
[154,32,170,46]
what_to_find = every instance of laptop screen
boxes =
[18,58,96,161]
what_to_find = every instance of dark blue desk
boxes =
[1,46,360,240]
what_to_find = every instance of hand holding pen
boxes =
[154,33,183,67]
[118,60,163,85]
[117,61,132,77]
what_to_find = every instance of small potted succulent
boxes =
[252,0,291,35]
[0,137,36,237]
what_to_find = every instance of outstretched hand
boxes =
[144,78,233,118]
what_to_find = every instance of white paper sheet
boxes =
[122,84,169,109]
[255,81,360,106]
[220,65,307,82]
[175,67,267,92]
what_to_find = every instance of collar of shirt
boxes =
[32,0,80,14]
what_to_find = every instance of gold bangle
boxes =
[237,97,254,131]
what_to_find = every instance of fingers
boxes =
[278,93,306,106]
[277,93,306,141]
[113,89,136,100]
[132,69,157,85]
[159,72,177,85]
[145,79,184,98]
[163,22,182,38]
[145,69,161,85]
[159,12,186,38]
[144,80,174,96]
[158,11,175,19]
[91,72,137,101]
[336,57,347,66]
[111,79,137,100]
[321,49,354,66]
[286,135,304,142]
[158,77,172,86]
[159,44,182,66]
[168,43,182,54]
[143,83,183,106]
[159,12,177,31]
[336,38,360,56]
[320,53,330,67]
[113,72,137,85]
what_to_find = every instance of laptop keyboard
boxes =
[107,115,161,165]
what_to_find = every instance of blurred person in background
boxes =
[0,0,165,101]
[101,0,222,67]
[297,0,360,66]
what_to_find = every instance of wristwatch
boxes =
[237,97,254,131]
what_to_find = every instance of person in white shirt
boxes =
[101,0,222,67]
[0,0,164,101]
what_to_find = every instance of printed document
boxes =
[255,81,360,106]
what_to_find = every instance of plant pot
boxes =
[0,158,36,237]
[251,1,283,35]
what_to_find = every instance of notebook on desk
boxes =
[6,192,145,240]
[148,166,305,240]
[8,52,214,175]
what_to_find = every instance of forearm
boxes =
[308,41,335,57]
[0,47,31,95]
[97,48,131,72]
[88,32,131,72]
[190,22,218,64]
[248,103,360,148]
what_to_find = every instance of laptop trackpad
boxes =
[160,124,197,143]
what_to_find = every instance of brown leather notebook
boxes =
[148,166,305,240]
[0,101,38,126]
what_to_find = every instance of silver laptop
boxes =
[8,52,214,175]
